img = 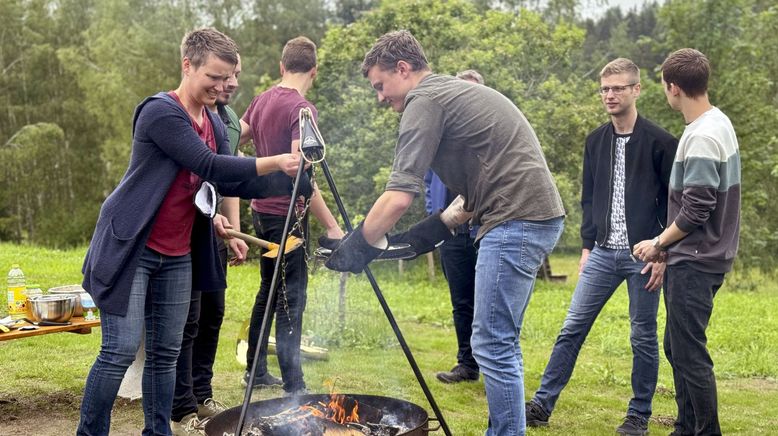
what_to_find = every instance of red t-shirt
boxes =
[146,92,216,256]
[242,86,317,216]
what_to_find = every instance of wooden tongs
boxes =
[226,229,303,258]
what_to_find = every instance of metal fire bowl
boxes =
[204,393,433,436]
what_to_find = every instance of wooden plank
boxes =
[0,317,100,342]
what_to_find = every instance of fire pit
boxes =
[204,393,436,435]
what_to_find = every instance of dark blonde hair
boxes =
[180,28,238,68]
[361,30,430,77]
[600,58,640,83]
[661,48,710,98]
[282,36,317,73]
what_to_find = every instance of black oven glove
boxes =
[388,212,454,257]
[325,222,386,273]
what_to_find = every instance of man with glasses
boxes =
[525,58,677,436]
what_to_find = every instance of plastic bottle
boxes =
[81,292,98,320]
[7,264,27,320]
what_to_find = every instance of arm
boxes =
[362,190,415,244]
[140,103,297,180]
[580,137,596,250]
[309,183,345,239]
[220,196,249,265]
[239,119,253,146]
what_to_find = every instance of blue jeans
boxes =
[472,218,564,436]
[78,247,192,436]
[532,246,660,421]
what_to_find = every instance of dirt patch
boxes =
[0,391,143,435]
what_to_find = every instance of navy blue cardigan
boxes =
[82,93,273,316]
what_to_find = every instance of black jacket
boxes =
[580,115,678,250]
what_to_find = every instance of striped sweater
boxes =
[667,107,740,273]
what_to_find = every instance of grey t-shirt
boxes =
[386,74,565,240]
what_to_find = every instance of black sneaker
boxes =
[616,415,649,436]
[525,401,550,427]
[241,371,282,388]
[435,364,479,384]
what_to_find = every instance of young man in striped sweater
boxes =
[633,48,740,436]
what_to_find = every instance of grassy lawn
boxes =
[1,242,777,435]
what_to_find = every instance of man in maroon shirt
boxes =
[239,36,343,395]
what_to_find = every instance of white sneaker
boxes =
[197,397,227,419]
[171,412,205,436]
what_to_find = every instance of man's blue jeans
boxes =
[472,218,564,436]
[532,246,660,421]
[78,247,192,436]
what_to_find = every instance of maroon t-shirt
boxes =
[146,91,216,256]
[242,86,317,216]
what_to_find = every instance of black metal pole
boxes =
[319,159,453,436]
[234,156,308,436]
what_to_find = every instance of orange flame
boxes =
[301,393,360,425]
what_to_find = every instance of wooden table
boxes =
[0,316,100,341]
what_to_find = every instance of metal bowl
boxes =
[29,294,77,323]
[48,285,86,316]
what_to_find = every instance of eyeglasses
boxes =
[598,83,638,95]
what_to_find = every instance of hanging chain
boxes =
[277,107,323,335]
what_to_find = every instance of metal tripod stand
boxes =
[234,108,452,436]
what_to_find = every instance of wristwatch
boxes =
[652,236,665,251]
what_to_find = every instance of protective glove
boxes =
[317,234,415,261]
[388,212,453,257]
[324,222,386,273]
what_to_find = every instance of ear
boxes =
[182,57,192,75]
[397,60,414,76]
[633,82,641,97]
[279,61,285,76]
[310,66,318,80]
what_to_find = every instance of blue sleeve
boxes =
[136,99,257,183]
[424,170,434,215]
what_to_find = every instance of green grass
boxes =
[1,243,777,435]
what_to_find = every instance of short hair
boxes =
[456,69,484,85]
[361,30,430,77]
[661,48,710,98]
[180,28,239,68]
[600,58,640,82]
[281,36,317,73]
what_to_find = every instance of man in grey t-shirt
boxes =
[325,30,565,436]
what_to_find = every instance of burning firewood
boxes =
[240,394,397,436]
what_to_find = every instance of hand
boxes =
[633,239,663,262]
[641,261,666,291]
[212,214,233,239]
[439,195,473,228]
[325,222,386,273]
[276,153,302,176]
[228,238,249,266]
[578,248,591,274]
